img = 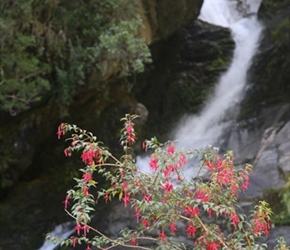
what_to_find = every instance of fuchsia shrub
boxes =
[50,114,288,250]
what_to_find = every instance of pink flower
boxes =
[230,212,239,229]
[149,157,159,172]
[83,186,89,196]
[186,224,196,237]
[134,207,141,223]
[82,224,89,237]
[57,124,65,139]
[159,231,166,241]
[196,190,208,202]
[179,153,187,166]
[143,194,152,203]
[82,173,92,182]
[85,246,91,250]
[169,222,177,235]
[63,195,70,209]
[122,193,130,207]
[242,175,249,191]
[64,148,71,157]
[167,143,175,154]
[206,242,220,250]
[184,206,199,217]
[163,181,173,193]
[81,148,95,165]
[142,219,150,228]
[75,224,82,235]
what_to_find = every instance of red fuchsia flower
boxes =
[206,158,223,171]
[134,207,141,223]
[122,181,128,190]
[207,208,214,217]
[230,182,238,194]
[57,123,66,139]
[85,245,92,250]
[163,181,173,193]
[130,234,138,246]
[82,224,89,237]
[104,193,109,203]
[83,186,89,196]
[186,224,196,237]
[125,122,136,145]
[71,236,77,247]
[142,219,150,228]
[206,242,220,250]
[143,194,152,203]
[230,212,239,229]
[196,189,208,202]
[75,224,82,235]
[63,195,70,209]
[217,167,233,186]
[241,175,249,191]
[167,143,175,154]
[142,141,148,151]
[122,193,130,207]
[170,222,177,235]
[179,153,187,166]
[149,157,159,172]
[163,165,175,177]
[81,148,96,165]
[251,217,271,236]
[184,205,200,217]
[64,148,72,157]
[159,231,166,241]
[82,173,92,182]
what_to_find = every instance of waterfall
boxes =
[137,0,263,175]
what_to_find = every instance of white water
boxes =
[138,0,263,175]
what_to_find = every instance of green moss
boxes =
[263,179,290,226]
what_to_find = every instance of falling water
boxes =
[137,0,263,175]
[173,1,263,151]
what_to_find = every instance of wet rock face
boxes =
[241,0,290,115]
[134,19,234,140]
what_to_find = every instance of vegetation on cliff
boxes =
[0,0,151,116]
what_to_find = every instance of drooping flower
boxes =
[83,186,89,196]
[142,219,150,228]
[163,181,173,194]
[184,205,200,217]
[122,193,130,207]
[75,224,82,235]
[241,175,249,191]
[143,194,152,203]
[130,234,138,246]
[63,195,70,209]
[82,173,92,182]
[149,157,159,172]
[196,189,208,202]
[169,222,177,235]
[179,153,187,166]
[81,148,96,165]
[186,224,196,237]
[57,123,66,139]
[206,242,220,250]
[134,207,141,223]
[230,212,239,229]
[82,224,89,237]
[159,231,166,241]
[167,143,175,154]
